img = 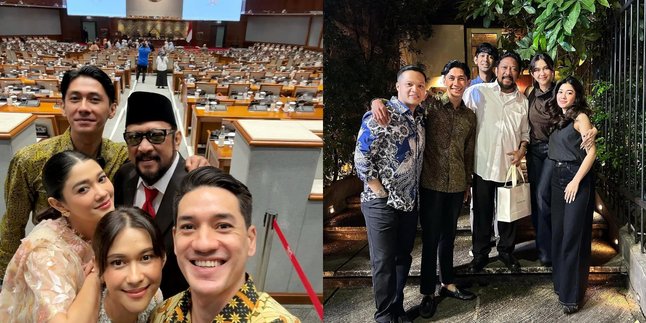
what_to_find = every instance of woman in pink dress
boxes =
[0,150,115,322]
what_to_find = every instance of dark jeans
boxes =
[136,64,147,82]
[551,161,594,306]
[527,142,554,262]
[361,198,418,323]
[419,188,463,295]
[472,174,517,257]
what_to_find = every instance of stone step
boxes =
[324,235,623,278]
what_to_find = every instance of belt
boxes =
[554,160,581,167]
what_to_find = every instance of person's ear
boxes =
[247,225,257,257]
[108,102,117,119]
[173,130,182,150]
[48,197,70,217]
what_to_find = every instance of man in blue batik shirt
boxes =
[354,65,427,323]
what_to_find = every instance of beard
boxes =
[497,78,517,92]
[135,152,172,185]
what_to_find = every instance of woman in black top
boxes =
[547,76,596,314]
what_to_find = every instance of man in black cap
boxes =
[113,91,196,296]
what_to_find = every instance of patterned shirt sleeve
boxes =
[0,152,36,277]
[24,246,81,322]
[354,112,384,183]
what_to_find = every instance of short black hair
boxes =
[60,65,116,104]
[495,51,523,70]
[475,42,499,61]
[174,166,252,227]
[397,64,427,83]
[441,60,471,79]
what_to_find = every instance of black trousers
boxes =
[472,174,517,257]
[361,198,418,323]
[136,64,147,82]
[551,161,594,305]
[419,188,463,295]
[527,142,554,262]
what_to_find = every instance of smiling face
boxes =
[396,70,428,109]
[496,57,520,92]
[102,227,164,317]
[174,186,256,300]
[531,59,554,89]
[125,121,181,185]
[474,52,495,74]
[556,83,576,110]
[62,76,116,136]
[444,67,468,100]
[48,159,115,239]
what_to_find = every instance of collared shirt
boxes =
[420,94,477,192]
[463,81,530,183]
[151,275,300,323]
[354,97,425,211]
[527,85,554,142]
[469,74,495,87]
[134,154,180,213]
[0,128,129,277]
[0,217,93,322]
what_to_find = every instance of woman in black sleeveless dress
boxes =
[547,76,596,314]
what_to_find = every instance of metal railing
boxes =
[598,0,646,252]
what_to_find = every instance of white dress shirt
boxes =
[463,81,530,183]
[134,154,180,213]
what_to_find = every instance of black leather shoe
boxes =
[418,295,437,319]
[468,256,488,273]
[563,304,579,314]
[440,286,476,300]
[498,252,521,272]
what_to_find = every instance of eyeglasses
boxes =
[123,129,175,146]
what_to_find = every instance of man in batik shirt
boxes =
[152,167,299,323]
[354,65,427,323]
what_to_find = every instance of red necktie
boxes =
[142,187,159,218]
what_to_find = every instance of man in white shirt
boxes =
[462,51,530,273]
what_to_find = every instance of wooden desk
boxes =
[190,105,323,153]
[0,102,68,136]
[206,140,232,173]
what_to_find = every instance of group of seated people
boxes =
[0,65,300,322]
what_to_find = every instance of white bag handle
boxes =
[504,165,526,187]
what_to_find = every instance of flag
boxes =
[186,22,193,43]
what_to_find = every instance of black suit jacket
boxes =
[113,156,188,298]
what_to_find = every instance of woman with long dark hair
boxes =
[0,150,115,322]
[93,207,166,323]
[547,76,596,314]
[525,53,558,266]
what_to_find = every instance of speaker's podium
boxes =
[230,119,323,303]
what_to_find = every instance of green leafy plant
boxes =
[458,0,615,76]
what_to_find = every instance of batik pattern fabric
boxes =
[0,217,93,322]
[0,128,129,278]
[354,96,425,211]
[151,275,300,323]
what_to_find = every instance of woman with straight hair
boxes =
[93,207,166,323]
[0,150,115,322]
[547,76,596,314]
